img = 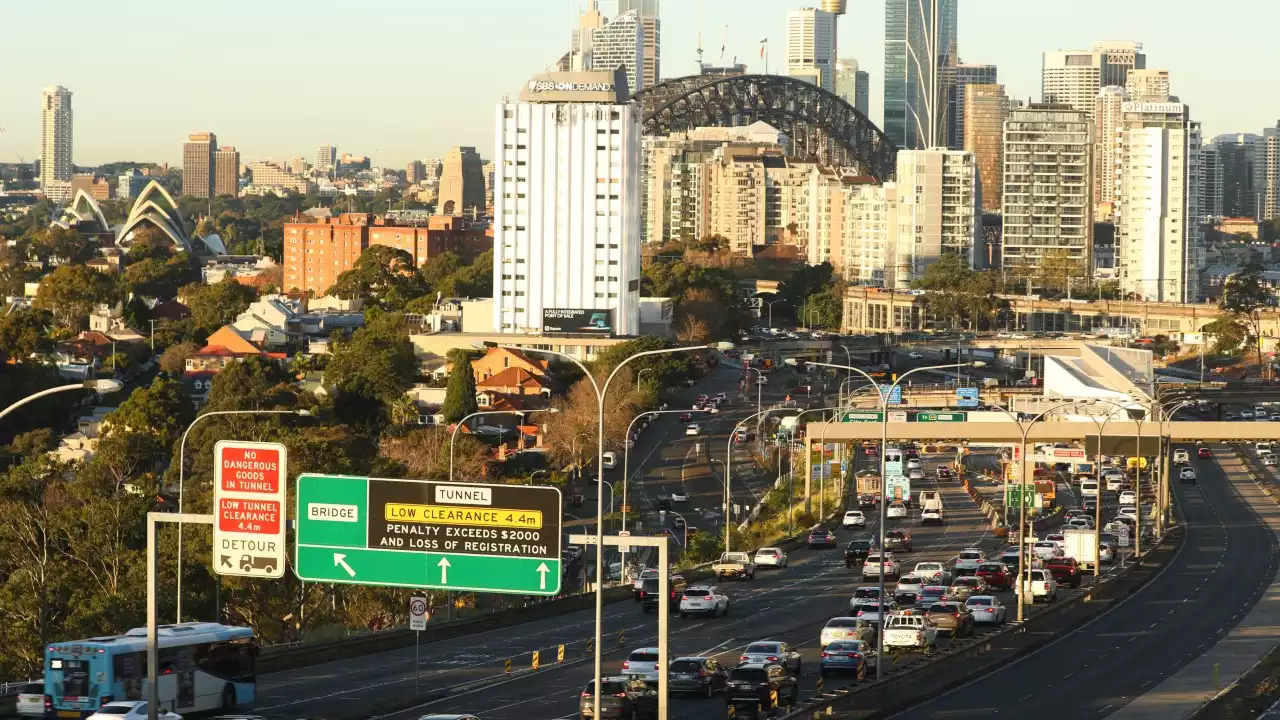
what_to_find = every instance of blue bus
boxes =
[44,622,257,718]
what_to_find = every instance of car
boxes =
[843,510,867,528]
[14,681,47,719]
[670,488,689,502]
[1032,541,1065,560]
[908,351,924,360]
[580,676,658,719]
[1179,467,1197,483]
[936,466,953,480]
[925,601,975,637]
[858,492,878,509]
[862,552,900,581]
[87,702,181,720]
[896,575,925,594]
[679,585,730,618]
[1018,568,1059,603]
[1046,557,1082,588]
[850,586,883,607]
[1198,447,1212,459]
[820,640,878,678]
[1099,542,1116,564]
[1119,489,1138,505]
[998,548,1022,571]
[1066,517,1093,531]
[918,585,950,606]
[808,528,838,548]
[976,562,1012,590]
[1241,410,1255,419]
[725,663,799,711]
[696,394,709,403]
[738,641,803,674]
[621,647,663,683]
[884,529,913,552]
[754,547,788,568]
[954,548,984,575]
[964,595,1008,625]
[632,568,659,600]
[886,502,907,519]
[1104,474,1126,491]
[820,617,874,647]
[845,539,874,568]
[672,515,686,531]
[1043,533,1066,548]
[1173,449,1190,464]
[908,468,926,481]
[906,457,923,470]
[947,576,988,601]
[853,599,899,624]
[921,508,944,525]
[638,575,687,612]
[418,715,482,720]
[913,562,951,585]
[684,423,701,436]
[666,656,728,698]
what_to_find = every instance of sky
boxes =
[3,0,1277,168]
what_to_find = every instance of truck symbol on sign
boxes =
[240,555,277,573]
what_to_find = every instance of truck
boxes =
[712,552,757,581]
[919,491,943,513]
[1034,479,1056,509]
[883,614,939,651]
[1060,528,1098,571]
[856,471,881,496]
[885,476,913,507]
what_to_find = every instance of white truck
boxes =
[919,491,943,513]
[1060,527,1098,571]
[712,552,757,581]
[883,614,939,651]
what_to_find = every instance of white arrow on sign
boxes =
[536,562,550,590]
[438,557,451,584]
[334,553,356,578]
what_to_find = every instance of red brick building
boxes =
[283,213,492,295]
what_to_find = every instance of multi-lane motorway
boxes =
[894,444,1280,720]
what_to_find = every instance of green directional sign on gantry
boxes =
[294,474,563,595]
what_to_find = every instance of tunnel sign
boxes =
[213,441,288,578]
[294,474,563,595]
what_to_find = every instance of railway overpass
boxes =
[807,420,1280,444]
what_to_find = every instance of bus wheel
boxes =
[221,685,237,710]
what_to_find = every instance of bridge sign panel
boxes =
[214,441,288,578]
[840,411,883,423]
[956,387,979,409]
[295,474,563,595]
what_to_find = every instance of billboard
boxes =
[542,308,615,335]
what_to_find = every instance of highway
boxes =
[892,444,1279,720]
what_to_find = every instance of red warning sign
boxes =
[213,440,288,579]
[218,445,282,494]
[218,498,282,534]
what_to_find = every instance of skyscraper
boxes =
[1002,105,1094,274]
[1125,69,1171,101]
[836,58,870,115]
[963,83,1008,214]
[1215,134,1261,219]
[40,85,73,188]
[1093,85,1128,216]
[492,69,641,336]
[1261,122,1280,221]
[1043,41,1145,120]
[949,63,997,149]
[786,8,838,92]
[1199,142,1223,221]
[214,145,240,197]
[182,132,217,199]
[1114,100,1200,302]
[618,0,660,88]
[570,0,606,71]
[315,144,337,174]
[591,9,645,94]
[883,0,958,150]
[1093,40,1146,87]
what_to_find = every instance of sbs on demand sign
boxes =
[214,440,288,578]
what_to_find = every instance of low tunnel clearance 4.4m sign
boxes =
[213,441,288,578]
[294,475,563,595]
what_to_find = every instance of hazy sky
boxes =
[3,0,1276,168]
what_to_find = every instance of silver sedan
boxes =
[964,595,1008,624]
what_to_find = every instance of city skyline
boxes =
[3,0,1278,167]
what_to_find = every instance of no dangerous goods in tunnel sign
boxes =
[213,440,288,578]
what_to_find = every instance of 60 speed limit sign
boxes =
[409,596,429,631]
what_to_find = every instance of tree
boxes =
[0,308,54,363]
[1203,316,1247,355]
[441,351,479,423]
[32,265,122,331]
[182,279,258,334]
[379,427,489,481]
[159,341,200,376]
[28,227,94,266]
[328,245,429,310]
[204,356,295,411]
[102,377,194,452]
[324,313,417,403]
[1220,263,1273,376]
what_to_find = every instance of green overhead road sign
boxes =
[916,411,967,423]
[840,411,883,423]
[295,474,563,595]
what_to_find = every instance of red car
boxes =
[976,562,1012,590]
[864,445,878,456]
[1045,557,1082,588]
[1197,447,1212,459]
[679,413,693,422]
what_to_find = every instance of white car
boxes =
[886,502,907,519]
[679,585,730,618]
[14,682,45,718]
[622,647,662,683]
[862,552,899,580]
[1264,454,1278,467]
[1117,506,1138,521]
[921,508,943,525]
[895,575,925,594]
[1119,489,1138,505]
[908,351,924,359]
[671,489,690,502]
[1099,543,1116,564]
[853,599,899,624]
[965,595,1008,625]
[739,640,803,674]
[1032,541,1064,560]
[1017,568,1059,603]
[954,548,984,574]
[754,547,788,568]
[1178,467,1196,482]
[820,617,868,647]
[913,562,952,585]
[906,457,923,470]
[87,702,182,720]
[843,510,867,528]
[684,423,702,436]
[1173,448,1190,464]
[1066,517,1093,530]
[1105,474,1126,491]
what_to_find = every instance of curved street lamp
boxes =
[448,407,558,481]
[0,378,123,424]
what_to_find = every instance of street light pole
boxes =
[0,379,123,425]
[448,408,557,481]
[724,409,774,552]
[621,408,704,576]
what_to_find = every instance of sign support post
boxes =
[147,512,214,720]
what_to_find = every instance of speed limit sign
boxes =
[409,596,429,631]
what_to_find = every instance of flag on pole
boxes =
[760,38,768,58]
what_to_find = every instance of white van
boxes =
[602,451,618,470]
[1080,480,1099,497]
[1256,443,1273,457]
[1173,448,1190,464]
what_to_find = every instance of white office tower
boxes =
[1125,69,1171,102]
[786,8,838,92]
[40,85,74,188]
[1043,42,1144,121]
[1094,86,1127,216]
[1115,101,1200,302]
[1262,122,1280,222]
[315,144,337,173]
[591,10,646,93]
[1002,105,1094,274]
[617,0,661,88]
[891,149,982,286]
[841,183,899,287]
[493,71,641,336]
[836,58,870,115]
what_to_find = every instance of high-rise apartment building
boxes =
[949,64,997,149]
[1198,142,1223,222]
[40,85,74,188]
[1114,100,1201,302]
[618,0,660,88]
[315,145,337,174]
[406,160,426,184]
[115,169,150,200]
[884,0,958,150]
[247,161,310,194]
[786,8,838,92]
[1002,105,1094,274]
[437,147,485,216]
[1215,133,1261,219]
[841,183,899,286]
[492,70,641,336]
[214,146,240,197]
[963,83,1008,214]
[1093,85,1128,216]
[569,0,606,71]
[182,132,217,199]
[591,10,645,94]
[1261,122,1280,221]
[836,58,870,115]
[1043,41,1145,120]
[1125,69,1171,102]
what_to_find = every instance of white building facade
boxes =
[492,71,642,336]
[786,8,837,92]
[40,85,73,188]
[590,10,646,94]
[892,148,982,286]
